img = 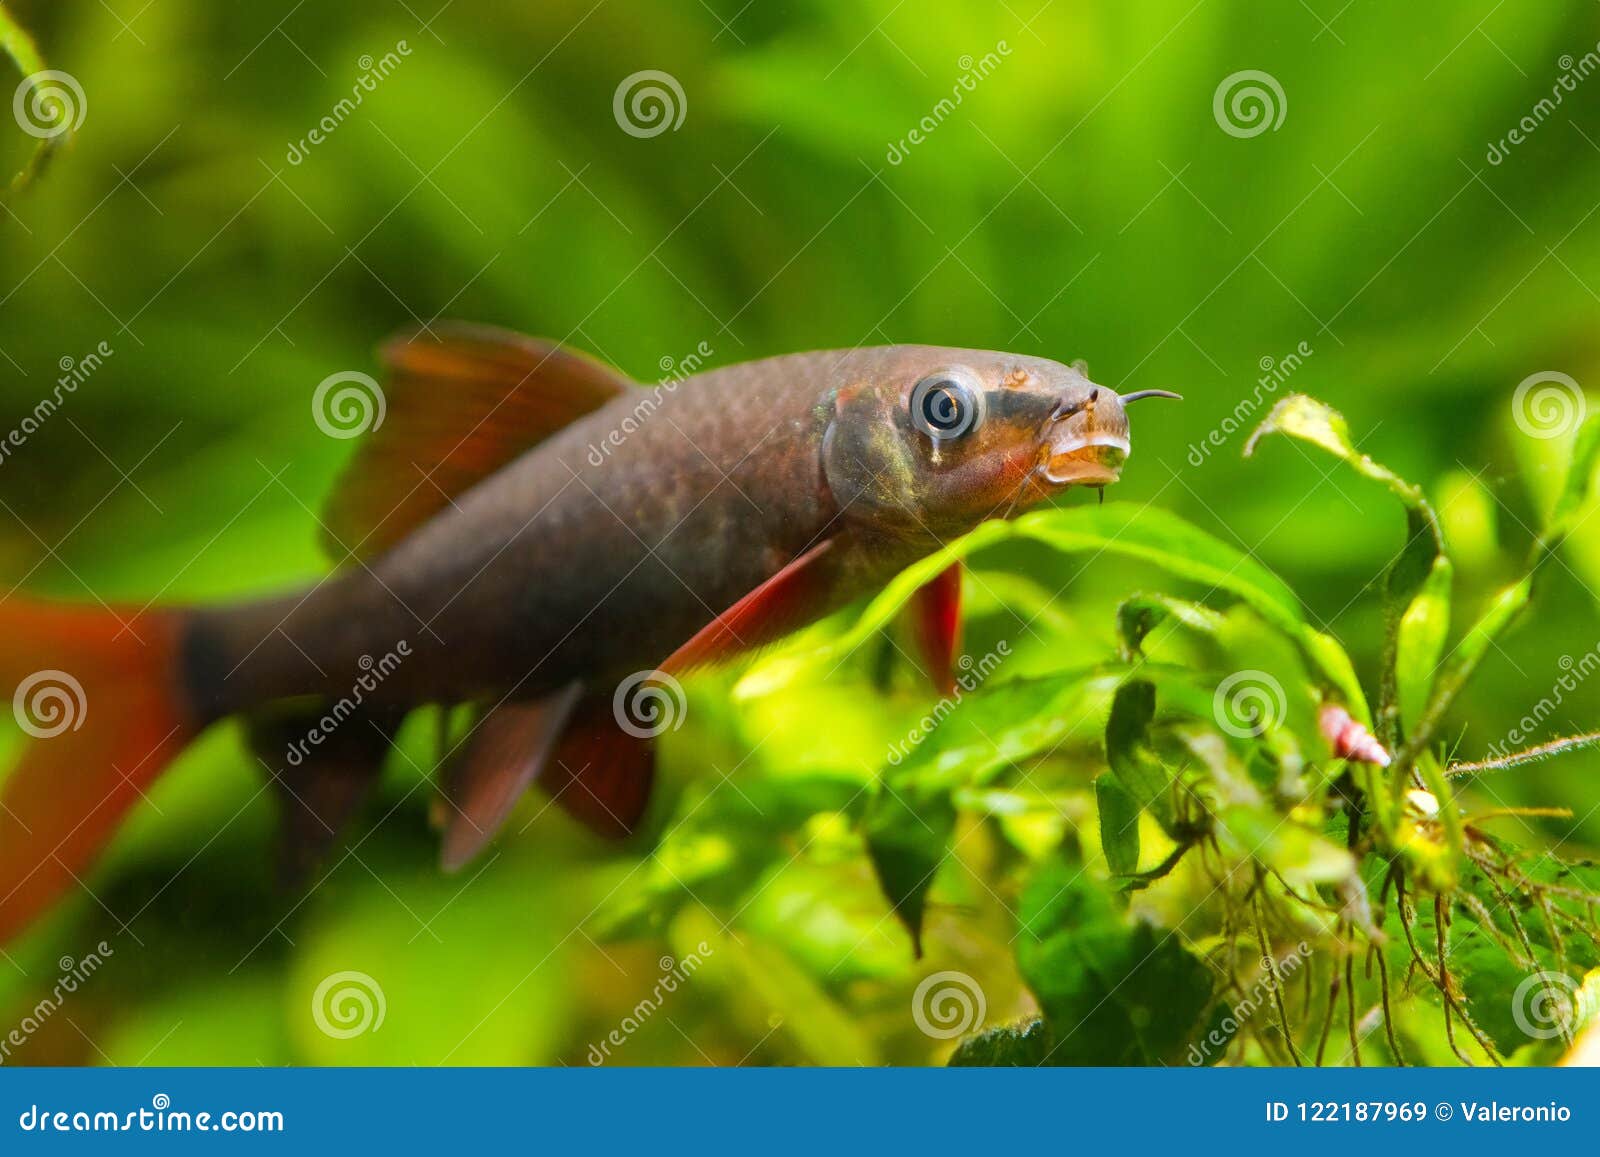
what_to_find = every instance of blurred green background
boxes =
[1,0,1598,1065]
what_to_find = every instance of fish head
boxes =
[822,346,1177,537]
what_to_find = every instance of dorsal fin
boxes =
[321,323,632,561]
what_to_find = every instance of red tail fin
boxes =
[0,600,196,946]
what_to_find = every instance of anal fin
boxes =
[248,706,405,889]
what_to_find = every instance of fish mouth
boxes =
[1041,433,1129,486]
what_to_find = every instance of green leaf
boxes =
[770,503,1366,721]
[1399,413,1600,787]
[947,1019,1053,1066]
[1016,858,1230,1065]
[1116,592,1225,661]
[1094,775,1141,877]
[1105,680,1174,829]
[1395,556,1453,734]
[0,7,70,193]
[862,783,955,956]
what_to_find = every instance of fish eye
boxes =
[909,371,983,441]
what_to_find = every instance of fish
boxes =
[0,324,1177,944]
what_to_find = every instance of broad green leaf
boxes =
[1094,775,1141,877]
[765,503,1366,719]
[947,1019,1052,1066]
[862,783,955,955]
[1017,859,1230,1066]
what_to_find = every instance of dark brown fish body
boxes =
[0,328,1175,945]
[188,345,1068,714]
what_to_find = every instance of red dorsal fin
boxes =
[322,323,632,561]
[439,684,585,871]
[908,562,963,695]
[660,538,840,675]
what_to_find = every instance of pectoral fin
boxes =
[439,683,584,870]
[661,538,840,674]
[908,562,963,695]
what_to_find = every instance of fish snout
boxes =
[1041,387,1129,486]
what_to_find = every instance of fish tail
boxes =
[0,598,198,946]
